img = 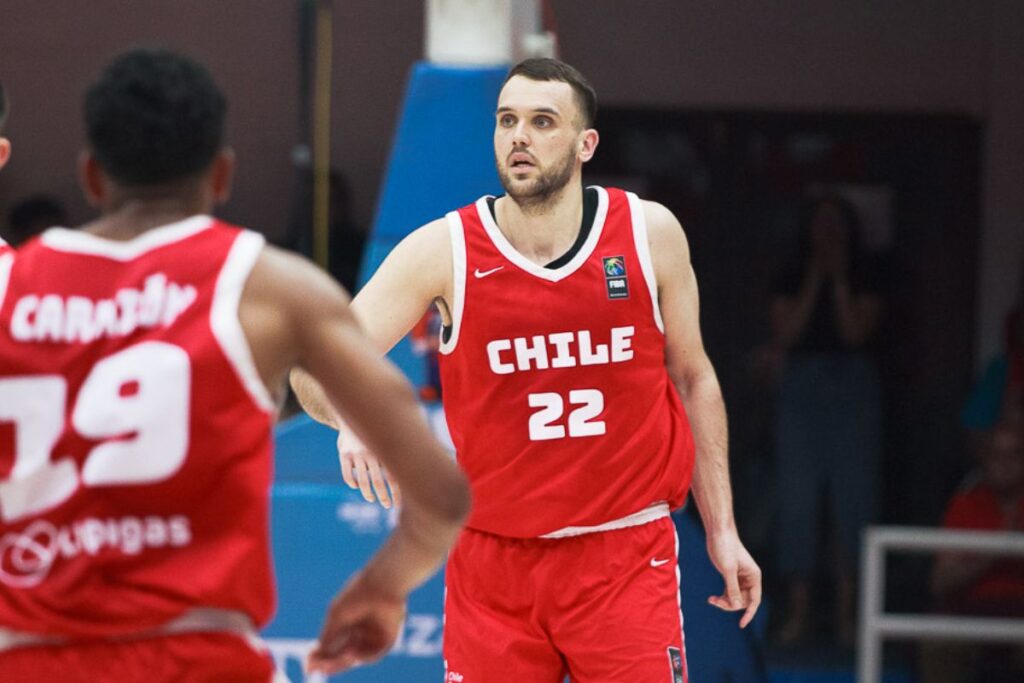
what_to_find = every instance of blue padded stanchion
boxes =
[359,61,507,388]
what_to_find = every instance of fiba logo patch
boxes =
[602,256,629,300]
[667,646,684,683]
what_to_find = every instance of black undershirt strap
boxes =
[442,188,599,343]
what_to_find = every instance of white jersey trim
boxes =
[39,215,213,260]
[0,252,13,315]
[475,186,609,283]
[626,192,665,333]
[439,211,467,355]
[211,231,276,413]
[539,501,670,539]
[0,607,264,653]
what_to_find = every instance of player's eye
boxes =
[534,116,553,128]
[499,114,516,127]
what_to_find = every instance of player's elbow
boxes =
[433,464,472,525]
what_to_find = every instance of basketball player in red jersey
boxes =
[292,58,760,681]
[0,49,468,682]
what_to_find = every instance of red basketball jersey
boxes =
[0,216,276,638]
[438,187,695,537]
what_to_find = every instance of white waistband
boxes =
[539,502,670,539]
[0,607,262,653]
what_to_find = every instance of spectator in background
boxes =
[962,265,1024,434]
[283,166,365,292]
[5,194,68,246]
[919,422,1024,683]
[770,195,884,646]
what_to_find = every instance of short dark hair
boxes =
[0,80,8,133]
[84,48,226,186]
[504,58,597,128]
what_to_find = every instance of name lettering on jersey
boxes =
[486,326,635,375]
[10,273,197,344]
[0,514,192,588]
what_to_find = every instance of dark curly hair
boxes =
[84,48,226,186]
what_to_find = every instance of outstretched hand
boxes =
[338,426,401,509]
[706,530,762,628]
[305,572,407,676]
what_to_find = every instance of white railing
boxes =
[857,526,1024,683]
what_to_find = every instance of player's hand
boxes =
[706,530,762,629]
[338,425,401,509]
[306,571,407,675]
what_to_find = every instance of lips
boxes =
[509,152,535,170]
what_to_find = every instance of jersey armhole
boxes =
[211,231,276,413]
[438,211,466,355]
[626,192,665,333]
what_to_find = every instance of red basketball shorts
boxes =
[443,516,688,682]
[0,631,276,683]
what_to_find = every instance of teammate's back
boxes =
[1,217,276,638]
[0,48,468,683]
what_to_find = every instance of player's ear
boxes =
[579,128,599,163]
[210,147,235,204]
[78,149,106,207]
[0,138,10,170]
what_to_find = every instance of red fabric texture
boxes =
[443,517,688,682]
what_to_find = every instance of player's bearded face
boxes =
[496,142,576,206]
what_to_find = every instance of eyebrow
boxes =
[496,106,561,117]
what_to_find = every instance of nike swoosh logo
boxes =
[474,266,504,279]
[650,558,671,568]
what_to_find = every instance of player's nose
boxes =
[511,121,530,146]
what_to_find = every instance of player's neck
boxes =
[82,194,210,241]
[496,182,584,266]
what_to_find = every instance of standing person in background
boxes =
[770,195,884,646]
[292,57,760,682]
[0,48,468,682]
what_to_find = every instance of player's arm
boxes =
[289,216,450,418]
[289,218,452,506]
[243,244,468,674]
[646,200,762,629]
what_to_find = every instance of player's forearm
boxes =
[319,356,470,590]
[675,368,736,536]
[289,367,341,428]
[362,479,469,597]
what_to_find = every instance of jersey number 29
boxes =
[0,342,190,523]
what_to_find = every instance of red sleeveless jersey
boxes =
[0,216,276,638]
[438,187,695,537]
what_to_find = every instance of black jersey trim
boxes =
[485,187,599,269]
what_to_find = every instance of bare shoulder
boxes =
[386,217,452,274]
[247,242,348,313]
[237,242,354,395]
[640,200,691,278]
[359,216,453,303]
